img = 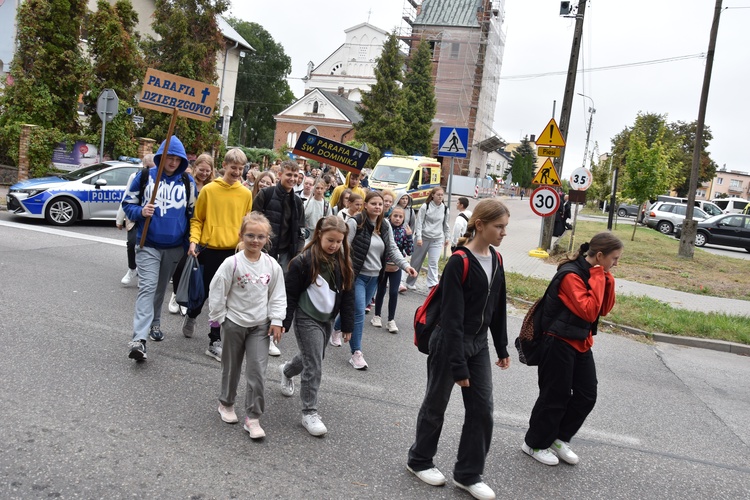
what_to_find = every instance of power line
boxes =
[497,53,707,81]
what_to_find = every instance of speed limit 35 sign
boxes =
[569,167,592,191]
[530,186,560,217]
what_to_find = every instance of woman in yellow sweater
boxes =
[182,149,254,361]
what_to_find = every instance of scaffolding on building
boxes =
[400,0,506,178]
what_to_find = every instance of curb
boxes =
[510,296,750,357]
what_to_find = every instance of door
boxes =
[712,215,744,246]
[86,166,140,219]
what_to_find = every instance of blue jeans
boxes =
[351,274,379,353]
[375,269,402,321]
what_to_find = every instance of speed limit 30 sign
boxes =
[530,186,560,217]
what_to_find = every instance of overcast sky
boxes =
[229,0,749,179]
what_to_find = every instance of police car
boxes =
[7,159,143,226]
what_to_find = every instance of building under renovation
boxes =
[401,0,506,178]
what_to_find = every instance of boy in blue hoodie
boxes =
[122,136,196,361]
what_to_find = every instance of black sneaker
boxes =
[128,340,147,360]
[149,325,164,342]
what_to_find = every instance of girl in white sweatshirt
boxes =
[208,212,287,440]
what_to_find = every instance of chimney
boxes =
[338,86,345,96]
[530,134,536,143]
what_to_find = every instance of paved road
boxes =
[1,221,749,498]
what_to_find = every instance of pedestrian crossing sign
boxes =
[531,158,561,186]
[438,127,469,158]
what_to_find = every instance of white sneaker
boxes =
[243,417,265,439]
[370,315,382,327]
[120,268,137,286]
[522,442,559,466]
[407,465,446,486]
[453,479,496,500]
[168,293,179,314]
[329,330,342,347]
[406,283,417,290]
[349,350,368,370]
[552,439,579,465]
[386,320,399,333]
[217,404,238,424]
[301,413,328,436]
[268,340,281,356]
[279,363,294,397]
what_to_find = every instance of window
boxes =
[451,42,460,59]
[330,63,343,75]
[730,179,742,188]
[359,45,368,60]
[312,101,319,114]
[716,178,724,185]
[428,41,437,57]
[720,216,743,228]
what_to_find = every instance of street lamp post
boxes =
[577,93,596,171]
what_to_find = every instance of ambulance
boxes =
[368,155,442,208]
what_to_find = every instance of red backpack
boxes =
[413,249,502,354]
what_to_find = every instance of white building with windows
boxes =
[302,22,388,103]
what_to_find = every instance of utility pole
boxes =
[679,0,723,258]
[542,0,587,251]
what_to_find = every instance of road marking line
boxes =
[0,220,126,247]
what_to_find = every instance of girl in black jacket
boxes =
[407,199,511,500]
[279,216,355,436]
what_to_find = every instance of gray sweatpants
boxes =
[219,319,270,419]
[406,238,443,288]
[282,309,331,415]
[132,245,183,342]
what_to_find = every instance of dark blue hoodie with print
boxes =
[121,136,196,248]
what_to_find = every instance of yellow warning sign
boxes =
[531,158,561,186]
[536,118,566,147]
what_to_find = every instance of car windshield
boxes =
[59,163,113,181]
[371,165,413,184]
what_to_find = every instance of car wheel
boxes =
[45,197,79,226]
[694,231,707,247]
[617,208,628,217]
[657,221,674,235]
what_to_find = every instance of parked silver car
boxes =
[643,202,708,235]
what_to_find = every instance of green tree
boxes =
[354,32,405,153]
[85,0,146,158]
[622,114,679,240]
[400,40,436,155]
[140,0,227,154]
[0,0,89,133]
[509,137,536,188]
[586,142,612,206]
[225,19,294,149]
[669,120,717,197]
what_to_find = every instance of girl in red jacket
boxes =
[522,232,622,466]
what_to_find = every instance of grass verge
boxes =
[552,221,750,301]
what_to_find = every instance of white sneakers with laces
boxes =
[121,268,137,286]
[168,293,179,314]
[301,413,327,436]
[268,340,281,356]
[279,363,294,397]
[522,441,559,465]
[406,465,446,486]
[329,330,342,347]
[243,417,265,439]
[551,439,579,464]
[386,320,399,333]
[370,315,382,327]
[453,479,496,500]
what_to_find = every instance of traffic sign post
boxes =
[439,126,469,216]
[97,89,119,163]
[528,185,561,258]
[567,167,592,251]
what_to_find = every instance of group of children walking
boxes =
[120,140,623,500]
